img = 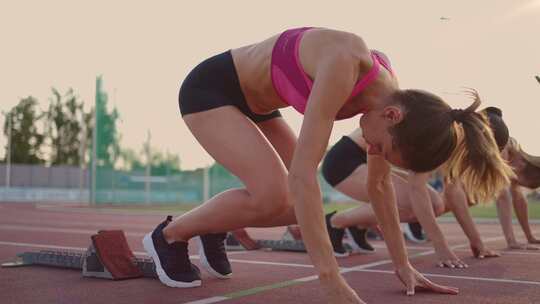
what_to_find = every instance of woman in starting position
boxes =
[143,27,513,303]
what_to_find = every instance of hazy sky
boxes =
[1,0,539,169]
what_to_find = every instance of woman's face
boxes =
[359,105,406,168]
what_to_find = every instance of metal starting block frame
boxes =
[257,239,307,252]
[2,248,158,279]
[225,229,353,252]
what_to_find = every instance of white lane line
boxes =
[184,297,229,304]
[228,259,314,268]
[0,224,146,237]
[369,235,508,252]
[355,269,540,286]
[0,241,247,258]
[182,248,438,304]
[1,219,155,230]
[180,236,511,304]
[453,248,540,256]
[293,275,319,283]
[1,237,505,270]
[371,244,432,250]
[29,235,510,304]
[0,241,422,271]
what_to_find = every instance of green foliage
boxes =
[118,148,144,171]
[208,162,232,178]
[46,88,93,165]
[150,151,181,175]
[3,97,45,164]
[94,76,120,168]
[118,147,181,175]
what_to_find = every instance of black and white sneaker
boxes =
[142,216,202,287]
[345,227,375,253]
[325,211,349,257]
[403,222,427,243]
[198,233,232,279]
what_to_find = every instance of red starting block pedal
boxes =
[83,230,143,280]
[227,229,260,250]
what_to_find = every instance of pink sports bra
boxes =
[271,27,394,118]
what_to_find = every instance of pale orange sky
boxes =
[1,0,539,169]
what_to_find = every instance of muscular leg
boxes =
[444,182,499,258]
[330,165,441,229]
[329,203,378,229]
[254,117,300,226]
[163,107,296,242]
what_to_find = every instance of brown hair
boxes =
[389,89,514,202]
[481,107,509,151]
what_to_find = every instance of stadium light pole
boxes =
[6,111,12,188]
[111,88,117,204]
[203,165,209,203]
[79,120,86,201]
[91,105,97,205]
[145,130,151,205]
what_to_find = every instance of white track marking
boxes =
[355,269,540,285]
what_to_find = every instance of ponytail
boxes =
[443,90,515,202]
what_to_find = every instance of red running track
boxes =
[1,203,539,304]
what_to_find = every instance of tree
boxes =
[150,151,181,175]
[118,147,181,175]
[94,76,120,168]
[118,148,145,171]
[3,97,45,164]
[45,88,92,165]
[208,162,232,178]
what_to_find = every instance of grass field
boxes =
[93,199,540,220]
[444,200,540,219]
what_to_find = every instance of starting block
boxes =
[226,227,353,253]
[84,230,144,280]
[2,230,157,280]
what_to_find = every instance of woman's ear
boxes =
[382,106,403,125]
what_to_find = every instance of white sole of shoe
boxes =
[401,223,427,243]
[142,233,201,288]
[333,250,350,258]
[197,236,232,280]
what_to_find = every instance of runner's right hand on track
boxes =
[507,242,540,250]
[322,273,365,304]
[395,263,459,296]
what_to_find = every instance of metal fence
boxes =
[0,164,348,204]
[0,164,88,189]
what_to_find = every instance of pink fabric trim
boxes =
[348,53,380,99]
